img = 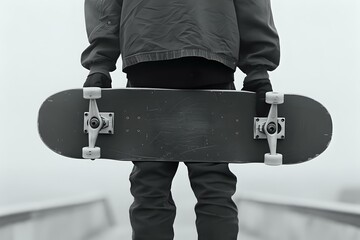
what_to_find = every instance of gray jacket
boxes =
[81,0,280,83]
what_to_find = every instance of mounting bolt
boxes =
[90,117,100,129]
[266,122,277,135]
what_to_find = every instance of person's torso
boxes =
[119,0,240,69]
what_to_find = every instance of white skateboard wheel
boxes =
[82,147,101,159]
[83,87,101,99]
[264,153,283,166]
[265,92,284,104]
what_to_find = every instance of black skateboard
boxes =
[38,88,332,165]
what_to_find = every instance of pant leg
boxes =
[187,81,239,240]
[185,162,238,240]
[129,161,179,240]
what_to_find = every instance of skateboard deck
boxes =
[38,88,332,165]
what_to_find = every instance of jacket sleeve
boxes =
[81,0,122,76]
[234,0,280,83]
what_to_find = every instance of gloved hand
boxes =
[83,73,112,88]
[242,78,273,117]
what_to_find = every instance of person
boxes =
[81,0,280,239]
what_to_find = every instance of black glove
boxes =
[242,79,273,117]
[83,73,112,88]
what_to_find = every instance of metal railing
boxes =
[236,192,360,240]
[237,192,360,227]
[0,193,115,240]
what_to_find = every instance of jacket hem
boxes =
[122,49,237,71]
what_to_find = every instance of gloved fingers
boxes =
[83,73,112,88]
[241,78,273,117]
[256,91,271,117]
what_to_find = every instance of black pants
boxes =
[126,57,239,240]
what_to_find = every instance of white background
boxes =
[1,0,359,229]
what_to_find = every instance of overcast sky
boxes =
[0,0,359,228]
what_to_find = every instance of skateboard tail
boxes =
[38,89,89,159]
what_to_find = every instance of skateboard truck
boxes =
[254,92,285,166]
[82,87,114,160]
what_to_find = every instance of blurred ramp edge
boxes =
[0,193,121,240]
[236,192,360,240]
